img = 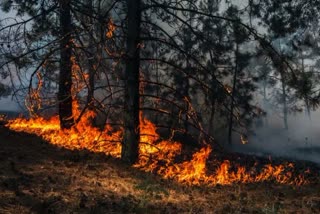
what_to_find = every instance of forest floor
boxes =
[0,124,320,214]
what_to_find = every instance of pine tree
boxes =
[121,0,141,164]
[58,0,74,129]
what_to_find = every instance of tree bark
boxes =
[228,42,239,145]
[121,0,141,164]
[262,75,268,126]
[280,72,288,130]
[58,0,74,129]
[301,53,311,120]
[86,0,95,112]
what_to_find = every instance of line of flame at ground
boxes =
[6,108,308,186]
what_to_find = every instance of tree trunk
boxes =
[208,67,217,136]
[121,0,141,164]
[262,76,268,126]
[86,0,95,112]
[280,63,288,130]
[301,53,311,120]
[207,98,216,136]
[207,1,217,136]
[281,78,288,130]
[278,40,288,130]
[58,0,74,129]
[228,42,239,145]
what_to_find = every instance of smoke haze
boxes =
[230,109,320,165]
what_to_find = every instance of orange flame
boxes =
[106,19,116,39]
[25,71,43,116]
[5,52,309,186]
[6,107,308,186]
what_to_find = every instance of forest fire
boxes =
[6,108,309,186]
[3,31,310,186]
[2,0,320,212]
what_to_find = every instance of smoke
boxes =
[230,109,320,165]
[0,96,20,111]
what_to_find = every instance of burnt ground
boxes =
[0,124,319,213]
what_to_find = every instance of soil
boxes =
[0,123,319,213]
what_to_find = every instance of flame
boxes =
[6,107,308,186]
[25,71,43,116]
[240,134,248,144]
[106,19,115,39]
[8,110,122,157]
[224,84,232,94]
[4,53,309,186]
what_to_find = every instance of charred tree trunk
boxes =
[58,0,74,129]
[86,0,95,112]
[207,97,216,136]
[228,42,239,145]
[121,0,141,164]
[208,68,217,136]
[184,62,190,136]
[182,2,193,137]
[207,0,218,136]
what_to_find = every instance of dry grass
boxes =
[0,125,319,213]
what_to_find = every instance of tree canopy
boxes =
[1,0,320,163]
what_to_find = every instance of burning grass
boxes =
[0,125,319,213]
[5,107,313,186]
